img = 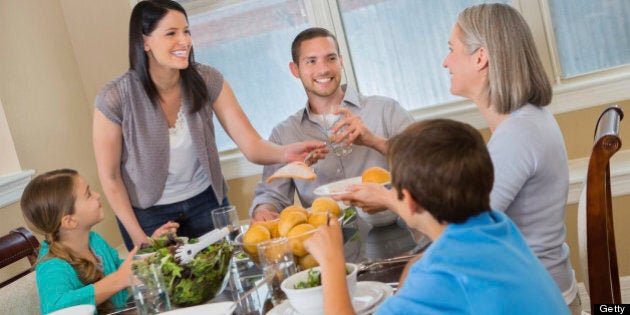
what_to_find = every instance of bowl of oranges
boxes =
[235,197,345,270]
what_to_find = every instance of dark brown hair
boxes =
[388,119,493,223]
[21,169,113,313]
[291,27,340,64]
[129,0,209,113]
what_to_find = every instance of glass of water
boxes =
[130,264,171,315]
[322,103,353,157]
[211,205,241,241]
[257,237,297,306]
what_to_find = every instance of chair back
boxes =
[577,105,624,311]
[0,227,40,288]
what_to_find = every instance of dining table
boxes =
[221,213,431,314]
[108,212,430,315]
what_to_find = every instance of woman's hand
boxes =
[150,221,179,239]
[283,141,328,163]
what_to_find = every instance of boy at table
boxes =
[249,27,413,222]
[304,119,569,314]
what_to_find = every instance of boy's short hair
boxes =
[388,119,493,223]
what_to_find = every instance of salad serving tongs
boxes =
[175,226,229,264]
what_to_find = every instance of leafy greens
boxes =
[133,241,233,306]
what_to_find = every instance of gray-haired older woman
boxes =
[443,3,580,312]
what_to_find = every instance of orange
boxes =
[242,224,271,260]
[279,205,308,220]
[298,254,319,270]
[278,211,307,237]
[310,197,341,217]
[287,223,316,257]
[308,212,330,228]
[265,219,280,238]
[253,219,280,239]
[362,166,391,184]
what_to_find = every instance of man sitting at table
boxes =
[304,119,569,314]
[249,27,413,221]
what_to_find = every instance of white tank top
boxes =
[155,108,210,205]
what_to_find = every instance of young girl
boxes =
[20,169,178,314]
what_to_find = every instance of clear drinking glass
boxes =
[211,205,240,241]
[130,264,171,315]
[257,238,297,306]
[322,103,353,157]
[228,254,266,315]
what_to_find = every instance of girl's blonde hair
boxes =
[457,3,552,114]
[21,169,113,313]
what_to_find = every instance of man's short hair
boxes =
[291,27,340,64]
[388,119,493,223]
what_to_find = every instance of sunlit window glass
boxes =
[337,0,508,110]
[548,0,630,77]
[181,0,309,150]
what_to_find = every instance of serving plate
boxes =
[314,177,391,197]
[48,304,95,315]
[313,177,362,196]
[160,301,236,315]
[268,281,392,315]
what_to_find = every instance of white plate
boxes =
[356,281,394,314]
[268,281,390,315]
[314,176,362,196]
[160,301,236,315]
[48,304,95,315]
[314,177,391,197]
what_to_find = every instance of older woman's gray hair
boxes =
[457,3,552,114]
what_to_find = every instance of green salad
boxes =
[294,266,352,289]
[133,241,233,306]
[341,207,356,223]
[294,268,322,289]
[136,233,187,255]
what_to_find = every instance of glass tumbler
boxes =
[211,205,240,241]
[130,264,171,315]
[322,103,353,157]
[257,237,297,306]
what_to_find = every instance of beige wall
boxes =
[0,100,21,174]
[0,0,131,258]
[0,0,627,285]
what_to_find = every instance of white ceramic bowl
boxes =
[47,304,95,315]
[356,207,398,227]
[281,263,358,315]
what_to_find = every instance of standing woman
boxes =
[442,3,579,311]
[93,0,324,250]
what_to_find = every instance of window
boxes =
[177,0,630,159]
[184,0,309,151]
[547,0,630,77]
[337,0,508,110]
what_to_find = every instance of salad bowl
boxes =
[280,263,358,315]
[133,240,233,307]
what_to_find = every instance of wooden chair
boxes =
[0,227,40,288]
[577,105,624,312]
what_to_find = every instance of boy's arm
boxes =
[304,219,355,315]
